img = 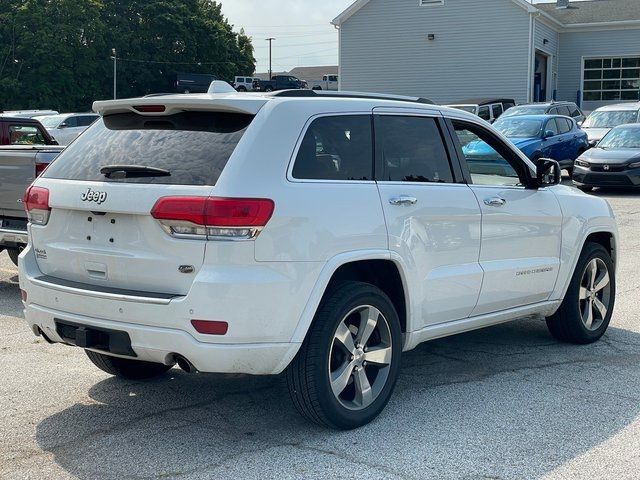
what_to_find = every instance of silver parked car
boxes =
[35,113,100,146]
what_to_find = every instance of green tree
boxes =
[0,0,255,112]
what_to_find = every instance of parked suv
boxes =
[502,101,586,125]
[175,73,217,93]
[447,98,516,123]
[35,113,99,146]
[233,76,259,92]
[580,102,640,146]
[20,90,618,429]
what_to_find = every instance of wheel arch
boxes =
[289,251,411,345]
[552,226,617,303]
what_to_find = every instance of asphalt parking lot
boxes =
[2,183,640,480]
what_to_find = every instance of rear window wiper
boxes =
[100,165,171,178]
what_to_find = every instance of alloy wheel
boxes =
[579,258,611,331]
[328,305,393,411]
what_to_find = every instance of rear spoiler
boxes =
[93,94,268,117]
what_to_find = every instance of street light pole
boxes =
[265,38,275,79]
[110,48,117,99]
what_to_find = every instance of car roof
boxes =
[0,115,43,123]
[450,98,515,106]
[92,90,442,117]
[593,102,640,112]
[610,122,640,129]
[498,114,571,121]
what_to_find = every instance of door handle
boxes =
[389,196,418,206]
[484,197,506,207]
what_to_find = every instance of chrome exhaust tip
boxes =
[174,355,196,373]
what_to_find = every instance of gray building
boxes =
[332,0,640,110]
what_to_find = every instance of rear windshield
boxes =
[43,111,253,185]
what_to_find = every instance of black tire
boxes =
[7,248,20,266]
[577,185,594,192]
[546,242,615,344]
[566,167,574,176]
[183,89,190,94]
[264,86,274,92]
[85,350,172,380]
[237,86,247,92]
[286,281,402,429]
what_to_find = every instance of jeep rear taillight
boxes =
[23,186,51,225]
[150,196,274,241]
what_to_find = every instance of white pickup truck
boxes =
[312,74,339,91]
[0,145,63,264]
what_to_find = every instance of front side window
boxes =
[454,121,523,187]
[9,125,46,145]
[292,115,373,181]
[77,115,99,127]
[62,116,78,128]
[491,104,503,118]
[545,119,560,136]
[375,115,453,183]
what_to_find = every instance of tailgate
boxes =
[0,147,62,217]
[30,180,211,295]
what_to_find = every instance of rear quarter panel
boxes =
[550,185,618,301]
[215,99,389,263]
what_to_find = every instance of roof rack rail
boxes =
[270,89,435,105]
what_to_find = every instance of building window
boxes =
[583,56,640,101]
[419,0,444,6]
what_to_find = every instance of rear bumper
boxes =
[573,166,640,187]
[25,303,300,374]
[19,244,324,374]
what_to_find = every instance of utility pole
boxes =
[110,48,117,99]
[265,38,275,79]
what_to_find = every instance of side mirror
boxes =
[535,158,561,187]
[544,130,555,139]
[59,122,68,129]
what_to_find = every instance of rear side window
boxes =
[375,115,453,183]
[292,115,373,181]
[8,125,46,145]
[43,112,253,185]
[557,118,572,134]
[478,106,490,121]
[558,105,572,117]
[491,104,503,118]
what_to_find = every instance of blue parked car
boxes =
[463,115,589,174]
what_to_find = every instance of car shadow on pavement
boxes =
[35,317,640,479]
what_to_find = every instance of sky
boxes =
[220,0,567,74]
[220,0,352,74]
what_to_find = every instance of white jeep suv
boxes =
[19,90,617,429]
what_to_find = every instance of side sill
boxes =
[403,300,562,351]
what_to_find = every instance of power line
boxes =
[253,40,337,49]
[117,58,237,65]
